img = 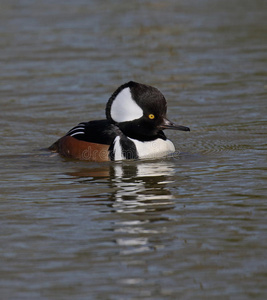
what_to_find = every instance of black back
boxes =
[66,120,118,145]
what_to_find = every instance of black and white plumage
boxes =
[49,81,190,161]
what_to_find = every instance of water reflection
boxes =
[109,161,175,214]
[68,160,176,213]
[67,160,177,254]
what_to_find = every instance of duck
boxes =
[49,81,190,161]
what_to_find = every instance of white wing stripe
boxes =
[70,131,85,136]
[67,126,85,134]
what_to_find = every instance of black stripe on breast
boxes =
[120,136,139,160]
[108,141,115,161]
[108,135,139,161]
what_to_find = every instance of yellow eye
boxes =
[148,114,155,119]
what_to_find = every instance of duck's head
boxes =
[106,81,190,141]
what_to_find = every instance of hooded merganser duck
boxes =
[49,81,190,161]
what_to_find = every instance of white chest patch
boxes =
[129,137,175,159]
[110,87,143,123]
[112,136,124,161]
[112,136,175,161]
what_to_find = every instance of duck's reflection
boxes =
[67,159,178,255]
[109,161,175,214]
[68,160,176,214]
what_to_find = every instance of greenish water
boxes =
[1,0,266,299]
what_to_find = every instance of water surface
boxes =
[1,0,266,299]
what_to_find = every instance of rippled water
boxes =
[1,0,267,299]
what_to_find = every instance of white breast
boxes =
[129,137,175,159]
[112,136,124,161]
[112,136,175,161]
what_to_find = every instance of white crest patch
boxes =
[110,87,143,123]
